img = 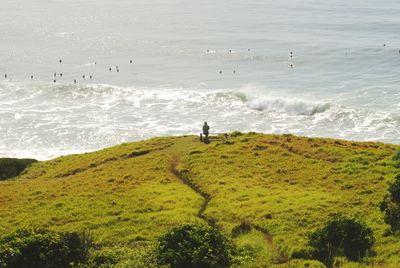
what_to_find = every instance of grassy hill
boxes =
[1,133,400,267]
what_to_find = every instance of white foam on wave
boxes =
[246,96,331,116]
[1,82,400,160]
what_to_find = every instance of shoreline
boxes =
[1,132,398,161]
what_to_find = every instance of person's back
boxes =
[202,122,210,138]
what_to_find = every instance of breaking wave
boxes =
[0,82,399,160]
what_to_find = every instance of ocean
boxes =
[1,0,400,160]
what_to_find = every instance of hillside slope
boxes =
[1,133,399,267]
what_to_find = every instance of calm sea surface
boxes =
[1,0,400,159]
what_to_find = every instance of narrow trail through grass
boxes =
[253,224,273,244]
[170,154,213,225]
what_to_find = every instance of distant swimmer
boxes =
[74,79,77,84]
[4,74,7,79]
[117,69,120,73]
[59,59,62,63]
[130,60,133,63]
[60,73,63,77]
[116,65,119,69]
[54,72,57,77]
[383,44,386,47]
[109,67,112,71]
[53,79,56,83]
[31,75,34,80]
[233,70,236,74]
[248,48,251,51]
[229,49,232,54]
[82,75,86,79]
[207,49,210,53]
[89,75,92,79]
[219,70,222,74]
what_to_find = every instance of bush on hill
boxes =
[380,201,400,232]
[307,215,374,266]
[380,174,400,231]
[230,131,243,137]
[0,158,37,180]
[0,228,93,268]
[392,149,400,161]
[388,174,400,203]
[157,222,231,268]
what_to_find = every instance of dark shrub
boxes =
[392,150,400,161]
[381,201,400,231]
[230,131,243,137]
[157,222,231,268]
[380,174,400,231]
[388,174,400,204]
[308,215,374,266]
[0,158,37,180]
[0,228,92,268]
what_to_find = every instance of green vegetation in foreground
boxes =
[0,158,37,181]
[1,133,400,267]
[0,228,91,268]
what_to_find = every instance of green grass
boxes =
[1,133,400,267]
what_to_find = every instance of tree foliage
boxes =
[157,222,231,268]
[308,215,374,266]
[0,229,92,268]
[380,174,400,231]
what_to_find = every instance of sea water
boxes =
[1,0,400,159]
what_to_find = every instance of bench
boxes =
[199,133,229,143]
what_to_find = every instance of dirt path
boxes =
[170,154,214,225]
